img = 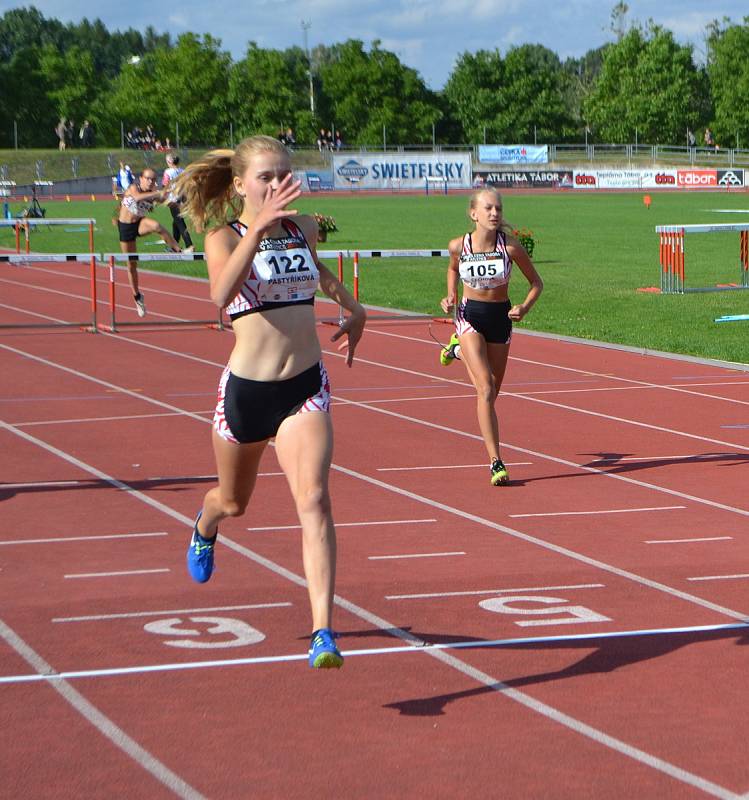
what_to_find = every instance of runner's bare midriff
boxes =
[228,303,321,381]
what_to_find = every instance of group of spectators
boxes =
[277,127,296,149]
[125,124,171,151]
[317,128,342,151]
[54,119,95,150]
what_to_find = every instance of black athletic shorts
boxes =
[457,299,512,344]
[117,219,142,242]
[213,362,331,444]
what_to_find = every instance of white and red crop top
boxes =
[458,230,512,290]
[121,193,154,218]
[226,219,319,320]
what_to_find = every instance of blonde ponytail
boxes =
[173,136,291,232]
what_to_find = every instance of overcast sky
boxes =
[4,0,748,88]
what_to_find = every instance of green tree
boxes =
[0,45,56,147]
[706,18,749,148]
[38,44,98,126]
[444,45,572,143]
[317,40,441,145]
[228,44,311,141]
[443,50,505,143]
[584,25,703,143]
[95,33,231,147]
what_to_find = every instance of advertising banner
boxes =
[473,170,573,189]
[677,169,717,188]
[478,145,549,164]
[640,170,678,188]
[717,169,745,187]
[332,153,472,190]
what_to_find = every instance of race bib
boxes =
[459,253,509,289]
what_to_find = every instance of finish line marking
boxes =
[1,621,746,685]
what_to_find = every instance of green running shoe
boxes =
[440,333,460,366]
[490,458,509,486]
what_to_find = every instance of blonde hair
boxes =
[468,187,513,234]
[173,135,290,232]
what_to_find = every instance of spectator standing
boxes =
[162,153,194,252]
[55,118,67,151]
[79,120,94,148]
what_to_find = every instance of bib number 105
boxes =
[462,261,503,278]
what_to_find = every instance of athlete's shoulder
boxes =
[293,214,317,243]
[448,234,466,255]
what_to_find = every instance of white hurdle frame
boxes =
[102,252,224,332]
[656,223,749,294]
[0,217,97,255]
[0,252,99,332]
[316,248,451,324]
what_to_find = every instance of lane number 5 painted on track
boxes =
[479,596,611,627]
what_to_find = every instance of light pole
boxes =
[302,21,315,114]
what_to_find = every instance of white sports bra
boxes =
[458,230,512,290]
[226,219,319,320]
[121,193,154,217]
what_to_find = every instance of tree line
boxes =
[1,5,748,150]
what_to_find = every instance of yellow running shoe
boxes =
[490,458,509,486]
[440,333,460,366]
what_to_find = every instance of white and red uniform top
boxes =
[226,219,319,320]
[121,193,154,218]
[458,230,512,290]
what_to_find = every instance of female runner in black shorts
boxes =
[117,167,181,316]
[173,136,366,668]
[439,188,543,485]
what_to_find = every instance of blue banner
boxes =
[478,145,549,164]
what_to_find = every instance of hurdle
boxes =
[316,248,451,324]
[425,176,448,195]
[656,223,749,294]
[102,251,224,332]
[0,217,97,255]
[0,253,99,332]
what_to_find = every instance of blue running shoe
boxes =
[308,628,343,669]
[186,512,216,583]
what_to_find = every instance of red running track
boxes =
[0,258,748,799]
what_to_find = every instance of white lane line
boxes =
[387,583,605,600]
[333,391,749,520]
[248,518,437,531]
[687,574,749,582]
[509,506,686,518]
[2,323,747,797]
[53,602,292,623]
[15,410,213,427]
[377,462,532,472]
[0,618,205,799]
[0,532,168,546]
[645,537,733,545]
[368,326,749,406]
[64,569,170,579]
[368,551,465,561]
[357,393,475,403]
[2,621,746,685]
[721,424,749,429]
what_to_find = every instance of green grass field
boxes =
[2,189,749,364]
